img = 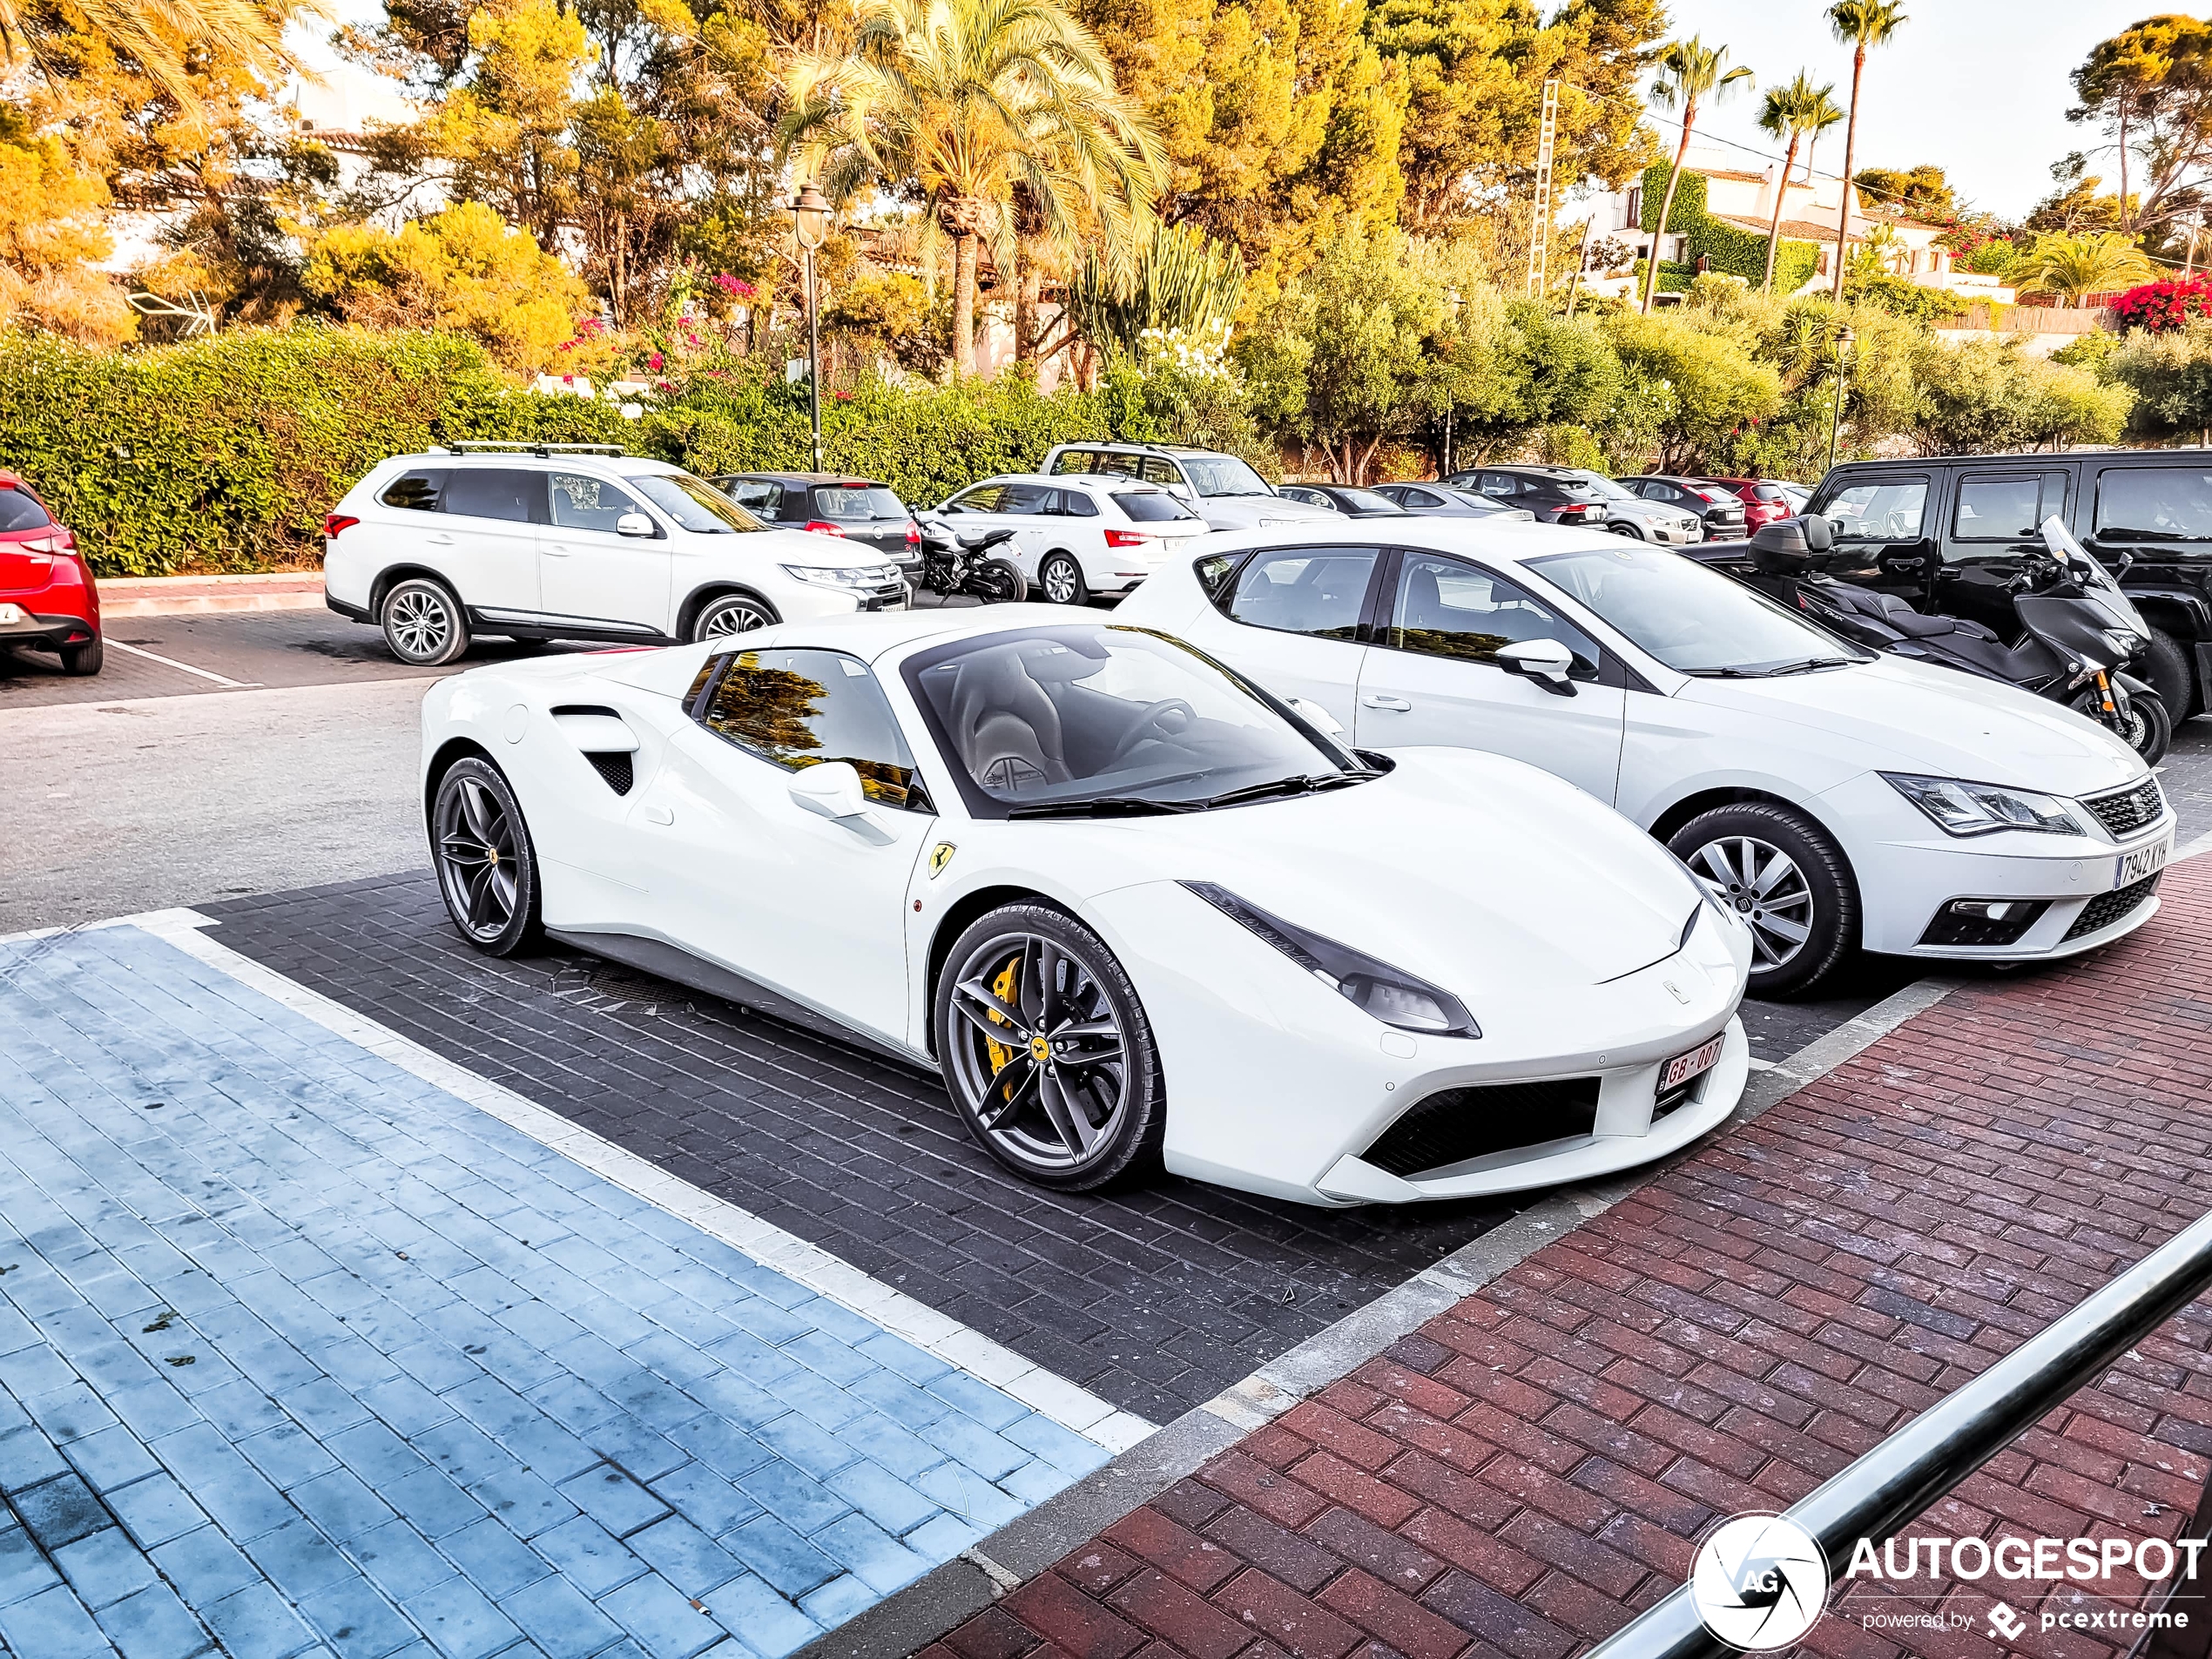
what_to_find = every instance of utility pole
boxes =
[1526,79,1561,299]
[1564,217,1597,317]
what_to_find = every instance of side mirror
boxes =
[1285,696,1345,737]
[1496,637,1579,696]
[616,511,656,537]
[789,760,871,821]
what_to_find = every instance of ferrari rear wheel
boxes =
[935,904,1163,1190]
[431,757,542,956]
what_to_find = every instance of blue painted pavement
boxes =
[0,926,1108,1659]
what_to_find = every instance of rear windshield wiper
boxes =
[1005,796,1196,819]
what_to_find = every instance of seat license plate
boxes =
[0,604,21,624]
[1660,1033,1725,1094]
[2115,835,2171,889]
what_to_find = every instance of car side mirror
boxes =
[616,511,655,537]
[1285,696,1345,737]
[789,760,871,820]
[1496,638,1579,696]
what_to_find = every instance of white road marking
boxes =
[105,637,260,689]
[117,907,1157,1453]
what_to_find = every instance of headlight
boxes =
[1881,772,2082,837]
[780,564,897,588]
[1180,881,1480,1038]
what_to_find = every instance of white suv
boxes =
[324,443,907,665]
[1040,443,1335,533]
[927,473,1211,604]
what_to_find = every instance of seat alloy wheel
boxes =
[1669,801,1858,997]
[382,578,471,665]
[692,593,775,640]
[432,757,541,955]
[935,904,1163,1190]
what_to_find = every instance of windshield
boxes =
[1182,456,1273,497]
[1114,490,1198,523]
[1528,542,1866,675]
[903,625,1359,816]
[633,472,764,532]
[815,485,904,519]
[1334,487,1402,513]
[1568,471,1640,502]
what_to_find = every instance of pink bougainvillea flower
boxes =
[647,352,664,370]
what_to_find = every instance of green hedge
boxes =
[0,326,1122,576]
[1640,166,1820,295]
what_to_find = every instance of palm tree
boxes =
[1825,0,1909,299]
[1755,73,1843,293]
[2007,233,2157,306]
[0,0,317,111]
[787,0,1163,378]
[1640,37,1755,314]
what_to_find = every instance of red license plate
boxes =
[1660,1034,1725,1094]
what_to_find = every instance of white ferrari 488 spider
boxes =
[420,609,1753,1206]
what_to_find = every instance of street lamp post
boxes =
[1826,324,1856,475]
[789,182,832,474]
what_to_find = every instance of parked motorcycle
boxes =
[915,519,1027,604]
[1743,514,2173,763]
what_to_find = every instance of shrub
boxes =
[2108,279,2212,333]
[1639,166,1821,294]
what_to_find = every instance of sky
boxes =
[1638,0,2129,223]
[299,0,2124,224]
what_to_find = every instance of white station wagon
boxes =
[925,473,1211,604]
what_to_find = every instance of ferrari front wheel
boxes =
[431,756,542,956]
[934,904,1163,1190]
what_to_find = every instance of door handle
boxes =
[1361,694,1412,711]
[543,545,572,556]
[426,533,456,546]
[641,804,673,825]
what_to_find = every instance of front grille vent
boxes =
[1361,1079,1601,1178]
[584,752,634,795]
[2080,778,2164,839]
[2063,873,2161,941]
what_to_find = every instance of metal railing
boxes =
[1586,1206,2212,1659]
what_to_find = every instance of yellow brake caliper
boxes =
[985,957,1020,1096]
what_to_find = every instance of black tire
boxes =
[1037,553,1089,605]
[429,757,542,956]
[1605,520,1646,539]
[1669,802,1858,998]
[691,591,777,641]
[58,635,104,676]
[934,903,1163,1190]
[2142,627,2195,719]
[971,558,1026,604]
[381,577,470,666]
[2073,683,2172,765]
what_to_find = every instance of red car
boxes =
[1703,476,1800,531]
[0,472,100,675]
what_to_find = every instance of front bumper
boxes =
[1824,772,2177,960]
[1088,882,1752,1206]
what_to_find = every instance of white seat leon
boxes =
[323,444,909,665]
[1114,521,2175,998]
[925,475,1210,604]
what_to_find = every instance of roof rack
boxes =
[437,442,630,457]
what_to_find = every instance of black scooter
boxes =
[915,520,1027,604]
[1743,514,2173,763]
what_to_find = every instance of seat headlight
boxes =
[1181,881,1480,1038]
[781,563,897,588]
[1882,772,2082,837]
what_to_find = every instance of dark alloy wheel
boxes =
[970,558,1026,604]
[431,757,541,955]
[2073,683,2172,765]
[934,904,1163,1190]
[691,592,776,641]
[1669,801,1858,997]
[382,577,471,666]
[1038,553,1089,605]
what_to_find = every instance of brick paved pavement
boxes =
[0,924,1112,1659]
[924,853,2212,1659]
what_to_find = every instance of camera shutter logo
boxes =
[1690,1514,1831,1650]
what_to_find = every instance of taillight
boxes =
[1105,529,1154,547]
[803,521,847,536]
[326,513,360,538]
[905,521,921,545]
[1556,505,1593,520]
